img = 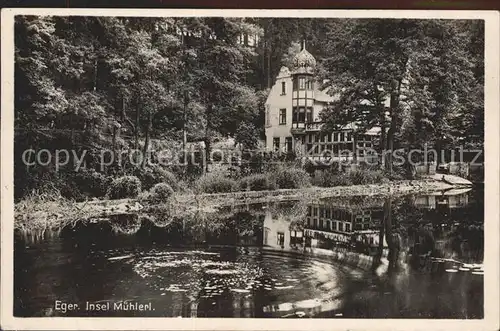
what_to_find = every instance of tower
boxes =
[290,41,317,150]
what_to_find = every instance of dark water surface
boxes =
[14,187,484,318]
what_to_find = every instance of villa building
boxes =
[264,43,385,163]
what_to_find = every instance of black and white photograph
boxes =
[1,8,499,331]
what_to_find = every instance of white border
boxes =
[1,8,499,331]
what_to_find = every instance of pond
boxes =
[14,186,484,318]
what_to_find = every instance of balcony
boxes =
[305,121,324,131]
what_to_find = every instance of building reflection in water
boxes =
[262,189,474,259]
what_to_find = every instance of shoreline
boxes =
[14,179,471,232]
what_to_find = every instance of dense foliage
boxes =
[14,16,484,200]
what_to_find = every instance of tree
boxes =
[319,19,483,172]
[235,122,259,150]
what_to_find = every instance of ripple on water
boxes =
[127,248,344,317]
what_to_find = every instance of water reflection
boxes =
[14,188,483,318]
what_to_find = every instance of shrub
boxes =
[273,167,311,189]
[196,172,238,194]
[312,167,387,187]
[312,167,350,187]
[239,174,277,191]
[107,176,142,199]
[349,169,387,185]
[133,165,178,191]
[73,168,112,197]
[303,159,317,175]
[147,183,174,203]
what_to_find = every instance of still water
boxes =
[14,187,484,318]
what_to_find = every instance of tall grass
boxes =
[15,189,91,232]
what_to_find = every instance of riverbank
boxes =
[14,178,468,232]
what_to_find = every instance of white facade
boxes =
[264,46,382,163]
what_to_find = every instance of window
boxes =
[273,137,280,152]
[334,133,339,142]
[338,223,343,232]
[265,108,270,127]
[279,109,286,125]
[299,77,306,90]
[313,207,318,217]
[307,80,313,90]
[319,219,324,228]
[345,223,351,232]
[306,108,313,123]
[327,134,332,142]
[340,132,345,141]
[333,222,337,231]
[277,232,285,247]
[285,137,293,152]
[293,107,306,123]
[281,82,286,95]
[347,132,352,141]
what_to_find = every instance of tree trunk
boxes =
[386,79,402,174]
[112,127,117,153]
[379,104,386,169]
[352,133,358,163]
[121,92,126,122]
[183,93,188,168]
[135,96,140,150]
[204,104,213,174]
[93,58,98,92]
[141,110,151,168]
[386,124,395,174]
[266,42,271,89]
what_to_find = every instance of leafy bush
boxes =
[73,168,112,197]
[273,167,311,189]
[348,169,385,185]
[303,159,317,175]
[147,183,174,203]
[133,165,178,190]
[312,167,350,187]
[106,175,142,199]
[196,172,238,193]
[239,174,277,191]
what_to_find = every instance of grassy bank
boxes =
[14,178,456,232]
